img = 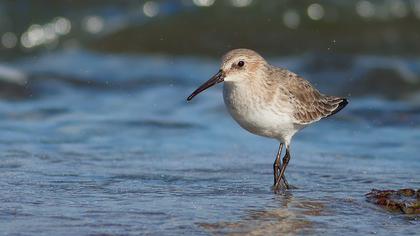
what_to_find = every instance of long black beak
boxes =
[187,70,225,101]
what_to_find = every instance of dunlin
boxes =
[187,49,348,190]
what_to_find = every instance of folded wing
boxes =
[284,74,348,125]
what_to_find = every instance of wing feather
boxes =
[282,72,347,125]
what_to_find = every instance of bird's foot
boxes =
[273,175,289,192]
[272,183,287,194]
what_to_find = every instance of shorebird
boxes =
[187,49,348,190]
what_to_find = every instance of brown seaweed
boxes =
[366,189,420,214]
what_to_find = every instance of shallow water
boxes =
[0,50,419,235]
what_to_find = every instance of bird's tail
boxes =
[325,97,348,118]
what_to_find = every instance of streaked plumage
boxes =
[187,48,348,191]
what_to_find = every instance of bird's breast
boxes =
[222,82,296,140]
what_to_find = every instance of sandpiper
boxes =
[187,49,348,190]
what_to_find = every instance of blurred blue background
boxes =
[0,1,419,235]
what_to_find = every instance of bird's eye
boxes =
[237,61,245,67]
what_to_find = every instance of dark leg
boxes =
[275,146,291,190]
[273,143,283,185]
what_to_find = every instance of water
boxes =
[0,50,419,235]
[1,0,420,234]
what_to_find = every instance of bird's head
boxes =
[187,48,267,101]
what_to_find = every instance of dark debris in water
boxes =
[366,189,420,214]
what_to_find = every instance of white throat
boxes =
[223,73,247,83]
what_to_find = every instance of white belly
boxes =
[223,82,298,143]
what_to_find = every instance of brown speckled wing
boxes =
[285,74,347,125]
